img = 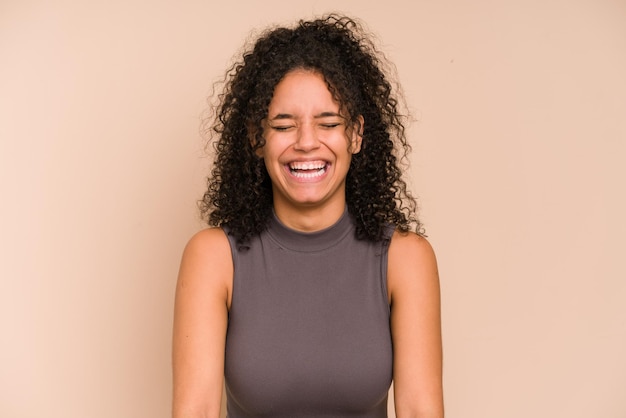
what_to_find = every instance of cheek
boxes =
[260,149,282,175]
[259,138,290,163]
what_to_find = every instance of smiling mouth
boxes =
[288,161,328,179]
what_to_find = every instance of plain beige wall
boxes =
[1,0,625,417]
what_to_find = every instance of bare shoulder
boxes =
[388,230,438,272]
[180,227,232,271]
[173,228,232,416]
[177,227,233,302]
[389,230,436,256]
[183,227,231,257]
[387,230,439,302]
[388,230,444,416]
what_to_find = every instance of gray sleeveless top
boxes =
[223,210,394,417]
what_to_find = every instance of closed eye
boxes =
[320,123,342,129]
[270,125,294,132]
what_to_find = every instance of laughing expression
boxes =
[258,69,362,225]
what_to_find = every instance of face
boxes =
[258,69,362,221]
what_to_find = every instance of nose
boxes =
[293,123,320,152]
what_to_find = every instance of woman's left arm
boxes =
[388,231,444,418]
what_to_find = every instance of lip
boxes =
[283,159,331,182]
[288,159,327,169]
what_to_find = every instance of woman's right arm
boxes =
[172,228,233,418]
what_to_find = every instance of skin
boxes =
[172,69,443,418]
[388,231,444,418]
[258,69,362,232]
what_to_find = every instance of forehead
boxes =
[268,70,340,114]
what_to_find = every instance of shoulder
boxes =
[183,227,231,258]
[172,229,232,414]
[388,230,437,264]
[180,227,233,275]
[386,231,444,416]
[387,230,439,302]
[177,227,233,302]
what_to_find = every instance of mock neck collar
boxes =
[266,209,353,252]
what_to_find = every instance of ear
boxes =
[249,122,265,158]
[254,140,265,158]
[350,115,364,154]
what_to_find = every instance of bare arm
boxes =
[172,228,232,418]
[388,232,444,418]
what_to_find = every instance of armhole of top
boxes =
[221,226,238,311]
[380,225,395,313]
[222,227,238,264]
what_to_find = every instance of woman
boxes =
[173,14,443,418]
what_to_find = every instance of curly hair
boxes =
[200,14,421,245]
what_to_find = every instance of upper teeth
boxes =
[290,162,325,170]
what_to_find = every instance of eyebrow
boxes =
[269,112,344,120]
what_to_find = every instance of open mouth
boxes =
[288,161,328,179]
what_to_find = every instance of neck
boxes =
[273,202,347,232]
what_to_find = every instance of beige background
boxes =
[1,0,625,417]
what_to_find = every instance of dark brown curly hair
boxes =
[200,14,421,245]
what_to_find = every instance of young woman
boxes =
[173,14,443,418]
